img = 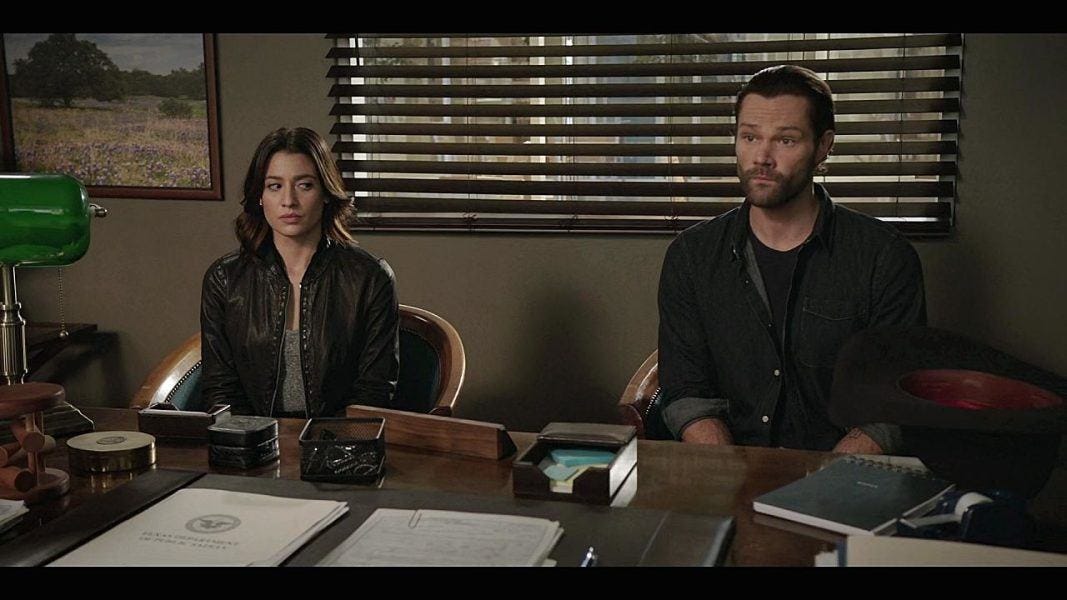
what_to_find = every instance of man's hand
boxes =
[680,418,734,446]
[832,428,884,454]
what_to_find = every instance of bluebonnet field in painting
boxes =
[5,34,210,189]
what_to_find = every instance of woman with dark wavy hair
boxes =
[199,127,398,417]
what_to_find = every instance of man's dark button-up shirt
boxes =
[657,185,926,451]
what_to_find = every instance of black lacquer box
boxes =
[206,415,279,469]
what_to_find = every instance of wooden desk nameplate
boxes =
[345,405,516,460]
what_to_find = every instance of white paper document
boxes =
[318,508,563,567]
[822,535,1067,567]
[49,488,348,566]
[0,498,27,536]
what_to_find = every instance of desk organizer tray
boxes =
[299,417,385,484]
[513,422,637,505]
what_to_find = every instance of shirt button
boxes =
[773,369,781,377]
[761,415,770,423]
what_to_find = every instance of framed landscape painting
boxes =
[0,33,222,200]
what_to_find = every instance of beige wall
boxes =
[919,34,1067,378]
[17,34,1067,432]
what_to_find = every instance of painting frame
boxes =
[0,33,222,201]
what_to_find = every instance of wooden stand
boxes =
[345,404,516,460]
[0,383,70,504]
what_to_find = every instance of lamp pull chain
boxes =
[57,267,68,340]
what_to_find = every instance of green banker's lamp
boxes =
[0,173,106,503]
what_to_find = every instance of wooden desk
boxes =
[8,407,1067,565]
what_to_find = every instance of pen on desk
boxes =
[580,546,598,567]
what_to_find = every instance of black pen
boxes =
[580,546,598,567]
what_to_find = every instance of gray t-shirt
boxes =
[277,329,306,417]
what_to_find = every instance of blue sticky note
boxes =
[550,448,615,468]
[543,463,580,481]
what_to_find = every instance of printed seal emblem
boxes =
[185,514,241,533]
[96,435,128,445]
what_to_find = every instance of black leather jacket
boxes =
[200,237,399,417]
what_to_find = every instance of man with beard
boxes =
[656,65,925,452]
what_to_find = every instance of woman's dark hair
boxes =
[235,127,353,255]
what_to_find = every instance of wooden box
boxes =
[513,422,636,505]
[136,403,230,442]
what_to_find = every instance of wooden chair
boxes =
[396,304,465,417]
[130,332,202,411]
[130,304,465,417]
[617,350,671,440]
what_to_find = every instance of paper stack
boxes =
[49,488,348,566]
[0,499,27,537]
[817,535,1067,567]
[318,508,564,567]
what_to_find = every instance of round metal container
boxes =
[66,431,156,474]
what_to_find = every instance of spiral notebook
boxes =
[752,456,955,536]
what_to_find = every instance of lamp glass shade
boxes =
[0,173,91,266]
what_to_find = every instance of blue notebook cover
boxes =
[752,456,955,536]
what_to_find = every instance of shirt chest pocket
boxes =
[795,296,863,368]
